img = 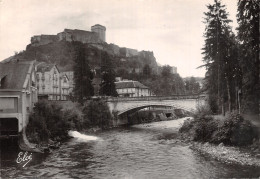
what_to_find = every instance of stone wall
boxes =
[31,35,59,46]
[58,29,103,44]
[30,27,104,47]
[120,47,139,57]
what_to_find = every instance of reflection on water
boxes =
[1,118,260,178]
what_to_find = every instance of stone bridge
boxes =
[105,95,206,117]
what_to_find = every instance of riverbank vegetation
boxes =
[26,99,114,145]
[179,106,259,146]
[179,105,260,166]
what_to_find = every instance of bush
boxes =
[82,99,113,129]
[26,100,80,143]
[211,113,258,146]
[193,104,212,119]
[193,116,218,142]
[179,111,259,146]
[179,118,194,133]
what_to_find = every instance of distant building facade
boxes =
[0,61,38,136]
[115,80,153,97]
[60,71,74,95]
[60,74,70,100]
[36,62,70,100]
[36,62,61,100]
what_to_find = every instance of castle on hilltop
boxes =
[29,24,157,59]
[31,24,106,46]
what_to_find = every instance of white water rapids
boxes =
[68,131,99,142]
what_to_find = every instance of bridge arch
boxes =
[117,104,194,116]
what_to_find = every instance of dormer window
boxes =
[0,75,7,88]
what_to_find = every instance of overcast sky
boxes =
[0,0,238,77]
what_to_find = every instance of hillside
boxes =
[2,31,192,96]
[4,40,158,75]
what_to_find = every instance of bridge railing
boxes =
[104,95,204,102]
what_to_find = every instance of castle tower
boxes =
[91,24,106,42]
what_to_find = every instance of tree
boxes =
[161,65,172,77]
[100,51,118,97]
[185,77,201,94]
[143,64,151,77]
[201,0,237,114]
[237,0,259,114]
[83,99,113,129]
[73,42,94,104]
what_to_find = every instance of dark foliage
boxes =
[237,0,259,114]
[73,42,94,104]
[211,113,258,146]
[100,51,118,97]
[202,0,241,114]
[179,110,258,146]
[82,99,113,129]
[26,100,81,143]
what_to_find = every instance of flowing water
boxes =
[1,118,260,179]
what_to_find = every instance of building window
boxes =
[36,74,40,81]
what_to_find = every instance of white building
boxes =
[115,80,153,97]
[36,62,70,100]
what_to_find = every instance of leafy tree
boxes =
[100,51,118,96]
[237,0,259,114]
[73,42,94,104]
[161,65,172,77]
[185,77,201,94]
[83,99,113,129]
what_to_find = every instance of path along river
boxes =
[1,117,260,178]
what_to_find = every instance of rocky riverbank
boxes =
[191,141,260,167]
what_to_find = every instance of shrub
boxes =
[211,113,258,146]
[82,99,113,129]
[26,100,78,143]
[193,116,218,142]
[193,104,212,119]
[179,118,194,133]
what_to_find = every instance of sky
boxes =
[0,0,238,77]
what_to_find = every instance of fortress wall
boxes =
[31,35,58,46]
[126,48,138,57]
[58,29,102,44]
[119,47,138,57]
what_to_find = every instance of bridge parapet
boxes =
[105,95,203,102]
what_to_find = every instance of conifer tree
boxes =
[202,0,238,114]
[237,0,259,114]
[73,42,94,104]
[99,51,118,97]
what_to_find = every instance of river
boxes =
[1,117,260,178]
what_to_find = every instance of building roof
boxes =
[36,62,59,73]
[0,62,33,89]
[115,80,149,89]
[91,24,106,30]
